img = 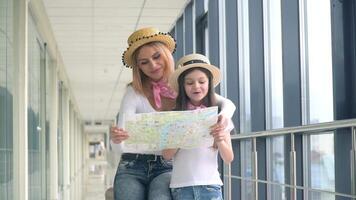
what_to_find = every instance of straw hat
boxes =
[169,53,221,92]
[122,27,176,68]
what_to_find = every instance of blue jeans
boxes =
[171,185,223,200]
[114,153,173,200]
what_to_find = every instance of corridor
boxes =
[1,0,356,199]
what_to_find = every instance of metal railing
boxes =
[224,118,356,200]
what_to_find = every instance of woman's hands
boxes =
[110,126,129,144]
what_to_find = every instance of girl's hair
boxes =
[131,41,174,95]
[175,67,217,111]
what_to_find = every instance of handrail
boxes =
[225,175,356,199]
[231,118,356,140]
[224,118,356,200]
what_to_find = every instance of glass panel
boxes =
[0,0,13,199]
[237,0,252,199]
[271,137,285,199]
[309,191,334,200]
[7,0,14,195]
[241,141,254,199]
[45,51,51,199]
[306,0,333,124]
[304,0,335,199]
[0,0,7,198]
[57,82,64,197]
[28,14,46,200]
[310,134,335,191]
[263,0,285,199]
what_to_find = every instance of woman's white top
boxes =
[170,147,223,188]
[110,85,236,155]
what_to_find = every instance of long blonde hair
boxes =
[131,42,174,95]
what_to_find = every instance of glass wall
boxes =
[171,0,350,199]
[0,0,13,199]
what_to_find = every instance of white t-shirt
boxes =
[110,85,236,155]
[170,147,223,188]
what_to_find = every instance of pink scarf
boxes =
[187,102,207,110]
[151,80,177,109]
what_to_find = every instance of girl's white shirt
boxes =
[170,147,223,188]
[110,85,236,155]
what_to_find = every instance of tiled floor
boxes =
[82,158,116,200]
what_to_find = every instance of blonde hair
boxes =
[131,42,174,95]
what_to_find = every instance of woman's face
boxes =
[136,45,165,81]
[184,69,209,105]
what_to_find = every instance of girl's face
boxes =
[136,45,165,81]
[184,69,209,105]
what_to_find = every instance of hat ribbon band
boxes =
[182,59,207,66]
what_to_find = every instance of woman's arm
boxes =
[212,94,236,133]
[215,94,236,118]
[110,86,138,151]
[162,149,178,160]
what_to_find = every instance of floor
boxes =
[82,157,117,200]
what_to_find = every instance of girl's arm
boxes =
[162,149,178,160]
[213,130,234,163]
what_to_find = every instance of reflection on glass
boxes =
[271,137,285,200]
[241,141,254,199]
[310,134,335,191]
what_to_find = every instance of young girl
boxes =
[163,53,234,200]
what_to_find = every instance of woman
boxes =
[111,27,235,200]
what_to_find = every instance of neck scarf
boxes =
[187,102,207,110]
[151,79,177,109]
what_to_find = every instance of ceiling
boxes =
[42,0,189,123]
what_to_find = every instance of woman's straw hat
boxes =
[169,53,221,93]
[122,27,176,68]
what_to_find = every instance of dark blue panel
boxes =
[208,0,219,66]
[225,0,239,133]
[248,0,266,199]
[184,2,194,54]
[195,0,206,54]
[175,17,184,62]
[331,0,356,199]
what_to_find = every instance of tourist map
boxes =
[122,106,218,152]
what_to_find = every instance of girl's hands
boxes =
[211,129,229,144]
[110,126,129,144]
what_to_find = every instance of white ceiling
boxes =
[42,0,189,123]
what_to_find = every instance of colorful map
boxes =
[122,106,218,152]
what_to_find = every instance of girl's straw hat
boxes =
[122,27,176,68]
[169,53,221,92]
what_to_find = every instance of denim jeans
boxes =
[171,185,223,200]
[114,153,173,200]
